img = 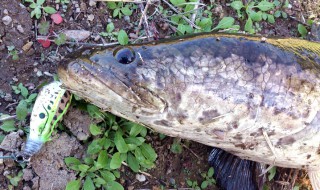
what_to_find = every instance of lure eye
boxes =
[113,47,135,64]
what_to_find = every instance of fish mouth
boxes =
[59,58,167,114]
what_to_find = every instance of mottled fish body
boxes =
[58,33,320,189]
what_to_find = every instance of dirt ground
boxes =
[0,0,319,189]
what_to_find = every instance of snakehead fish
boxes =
[58,33,320,189]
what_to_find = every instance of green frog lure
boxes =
[19,81,72,161]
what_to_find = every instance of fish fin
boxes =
[208,148,263,190]
[309,169,320,190]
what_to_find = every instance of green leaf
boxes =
[107,2,117,9]
[106,23,115,33]
[87,105,104,119]
[103,138,112,150]
[274,10,281,18]
[0,134,5,144]
[268,166,277,181]
[65,157,81,166]
[170,141,183,154]
[177,24,186,34]
[34,7,42,19]
[281,11,287,19]
[125,137,145,146]
[298,24,307,37]
[293,185,300,190]
[201,181,208,189]
[83,176,95,190]
[212,17,235,30]
[140,143,157,162]
[187,179,193,187]
[170,0,186,6]
[121,6,132,16]
[29,2,37,9]
[54,33,67,46]
[65,179,81,190]
[0,115,15,132]
[134,147,145,162]
[117,30,129,45]
[36,0,45,5]
[139,159,155,169]
[93,177,107,186]
[110,152,122,169]
[198,18,212,32]
[38,21,50,35]
[18,83,28,98]
[262,12,268,20]
[90,124,102,136]
[97,151,108,168]
[207,167,214,177]
[100,170,115,182]
[16,100,28,121]
[249,11,262,22]
[26,93,38,103]
[113,170,120,178]
[113,8,119,18]
[267,14,275,24]
[230,1,244,11]
[256,1,274,11]
[127,152,139,172]
[105,181,124,190]
[129,123,144,137]
[114,131,128,153]
[244,17,254,34]
[78,164,90,172]
[43,6,56,14]
[25,0,35,3]
[87,139,103,155]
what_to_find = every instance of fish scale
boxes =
[58,33,320,189]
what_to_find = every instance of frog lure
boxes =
[18,81,72,162]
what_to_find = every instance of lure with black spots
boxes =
[21,81,72,161]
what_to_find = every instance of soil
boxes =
[0,0,319,189]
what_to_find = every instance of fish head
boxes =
[58,45,170,119]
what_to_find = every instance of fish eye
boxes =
[113,47,135,64]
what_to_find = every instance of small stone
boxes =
[32,176,39,190]
[17,129,24,136]
[75,7,81,13]
[124,16,130,22]
[43,71,53,77]
[22,41,33,52]
[63,30,91,41]
[93,35,101,41]
[17,25,24,33]
[127,186,134,190]
[33,62,39,66]
[12,76,18,82]
[4,93,12,101]
[2,15,12,25]
[136,174,146,182]
[87,14,94,21]
[89,0,96,6]
[23,169,33,181]
[3,170,10,176]
[80,2,87,11]
[74,4,79,8]
[23,186,31,190]
[56,4,59,10]
[36,70,43,77]
[3,9,8,15]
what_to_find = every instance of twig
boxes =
[36,35,151,47]
[161,0,200,29]
[181,144,200,160]
[136,0,152,38]
[5,102,19,109]
[190,0,199,24]
[0,115,16,122]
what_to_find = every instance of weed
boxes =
[229,0,289,34]
[7,46,19,61]
[100,24,129,45]
[24,0,56,19]
[65,105,157,190]
[186,167,215,190]
[11,83,38,122]
[107,2,136,19]
[6,171,23,187]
